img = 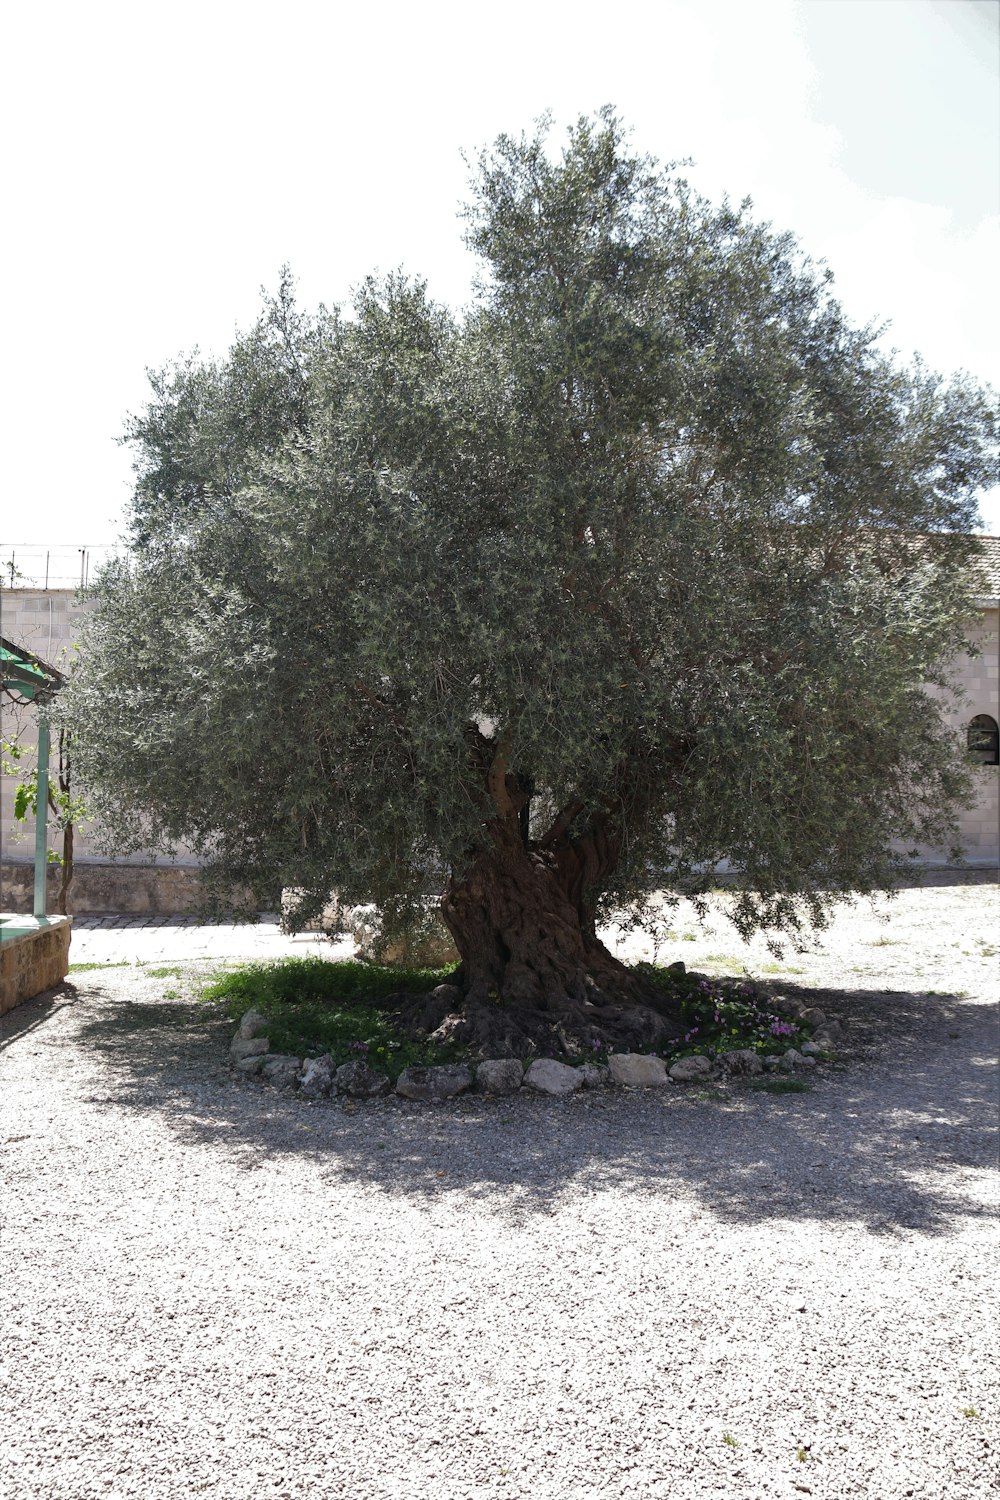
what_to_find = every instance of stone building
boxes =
[952,535,1000,863]
[1,542,998,912]
[0,585,203,912]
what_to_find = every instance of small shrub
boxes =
[638,964,814,1062]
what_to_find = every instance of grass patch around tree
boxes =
[202,957,464,1080]
[67,961,133,973]
[201,956,817,1081]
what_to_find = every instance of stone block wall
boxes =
[938,605,999,864]
[1,859,208,915]
[0,917,72,1014]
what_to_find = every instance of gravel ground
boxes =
[2,879,998,1500]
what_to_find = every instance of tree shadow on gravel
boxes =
[57,978,1000,1239]
[0,983,84,1054]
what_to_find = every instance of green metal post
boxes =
[34,717,50,919]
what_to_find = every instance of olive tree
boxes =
[65,110,996,1053]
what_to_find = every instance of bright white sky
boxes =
[3,0,998,549]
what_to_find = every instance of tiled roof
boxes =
[973,535,1000,598]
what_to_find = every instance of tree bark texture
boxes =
[439,815,684,1057]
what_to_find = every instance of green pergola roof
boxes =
[0,636,66,702]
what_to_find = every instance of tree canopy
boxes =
[65,109,997,1051]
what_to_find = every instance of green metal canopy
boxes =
[1,636,67,917]
[1,636,65,701]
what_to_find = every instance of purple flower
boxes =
[769,1020,797,1037]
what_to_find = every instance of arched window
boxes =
[967,714,999,766]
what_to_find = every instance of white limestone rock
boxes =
[608,1053,670,1087]
[476,1059,525,1096]
[395,1064,473,1101]
[523,1059,584,1096]
[300,1056,335,1097]
[668,1054,714,1082]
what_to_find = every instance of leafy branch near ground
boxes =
[203,956,816,1076]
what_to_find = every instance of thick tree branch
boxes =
[539,799,585,849]
[487,738,516,818]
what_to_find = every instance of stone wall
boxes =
[1,859,208,915]
[954,606,999,863]
[922,603,1000,866]
[0,916,72,1013]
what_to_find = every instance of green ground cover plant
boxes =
[640,964,812,1060]
[203,957,464,1080]
[67,961,132,973]
[204,957,814,1077]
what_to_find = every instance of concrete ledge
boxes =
[0,915,72,1014]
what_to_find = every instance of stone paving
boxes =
[67,913,355,966]
[61,875,1000,987]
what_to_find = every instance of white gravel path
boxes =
[2,880,998,1500]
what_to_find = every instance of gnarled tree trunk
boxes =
[439,810,684,1058]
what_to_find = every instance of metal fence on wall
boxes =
[1,544,123,591]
